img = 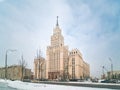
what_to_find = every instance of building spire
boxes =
[56,16,59,26]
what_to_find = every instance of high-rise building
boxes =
[34,17,90,80]
[46,16,68,80]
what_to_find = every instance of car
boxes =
[101,79,117,83]
[23,79,31,82]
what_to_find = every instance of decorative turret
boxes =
[51,16,64,46]
[53,16,61,34]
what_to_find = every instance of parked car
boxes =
[101,79,117,83]
[23,79,31,82]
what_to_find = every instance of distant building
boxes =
[34,17,90,80]
[0,67,5,79]
[34,57,46,80]
[107,70,120,79]
[0,65,31,80]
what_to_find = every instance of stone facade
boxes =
[83,61,90,79]
[34,57,46,80]
[46,21,68,80]
[69,49,90,80]
[0,67,5,79]
[107,71,120,79]
[0,65,31,80]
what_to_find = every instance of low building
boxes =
[0,67,5,79]
[107,70,120,80]
[0,65,31,80]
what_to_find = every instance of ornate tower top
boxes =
[53,16,61,34]
[51,16,64,46]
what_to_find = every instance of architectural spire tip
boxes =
[56,16,59,26]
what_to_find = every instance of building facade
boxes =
[107,71,120,80]
[0,65,31,80]
[34,56,46,80]
[0,67,5,79]
[83,61,90,79]
[68,49,90,80]
[34,17,90,80]
[46,17,68,80]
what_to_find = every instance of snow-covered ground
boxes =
[68,81,120,86]
[0,79,118,90]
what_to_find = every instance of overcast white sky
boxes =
[0,0,120,78]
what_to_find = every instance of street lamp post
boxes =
[41,62,44,80]
[100,66,105,79]
[5,49,17,80]
[109,58,113,79]
[39,58,40,81]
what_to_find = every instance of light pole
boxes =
[38,57,40,81]
[40,62,44,80]
[5,49,17,80]
[38,49,42,81]
[101,66,106,79]
[109,58,113,79]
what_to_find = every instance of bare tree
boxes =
[19,54,27,81]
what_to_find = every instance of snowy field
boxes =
[0,79,118,90]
